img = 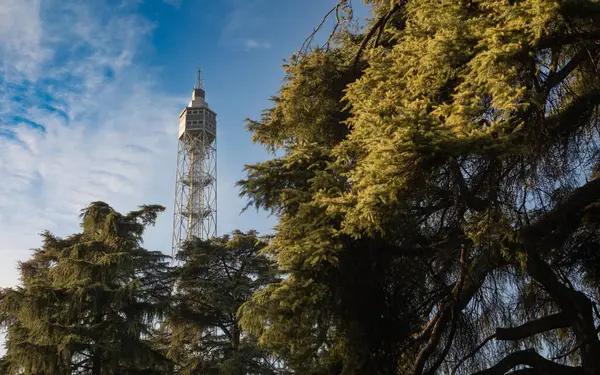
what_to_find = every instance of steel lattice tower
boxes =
[172,66,217,258]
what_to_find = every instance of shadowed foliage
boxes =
[163,230,285,375]
[0,202,173,375]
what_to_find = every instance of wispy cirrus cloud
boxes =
[0,0,48,77]
[0,0,183,287]
[244,38,271,50]
[163,0,181,8]
[220,0,272,51]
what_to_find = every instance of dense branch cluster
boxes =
[238,0,600,374]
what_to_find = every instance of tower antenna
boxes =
[196,61,203,89]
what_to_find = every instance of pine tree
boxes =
[165,230,283,375]
[238,1,600,374]
[0,201,173,375]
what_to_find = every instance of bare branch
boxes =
[412,245,504,375]
[495,313,570,341]
[544,89,600,147]
[300,4,339,55]
[537,30,600,50]
[411,174,600,374]
[412,307,453,375]
[300,1,352,55]
[424,312,458,375]
[451,333,496,375]
[518,178,600,370]
[551,344,581,361]
[521,178,600,256]
[545,47,598,92]
[471,349,584,375]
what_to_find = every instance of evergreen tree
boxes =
[165,230,283,375]
[0,201,173,375]
[238,1,600,374]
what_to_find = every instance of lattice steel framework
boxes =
[172,68,217,258]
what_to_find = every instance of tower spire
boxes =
[196,61,203,89]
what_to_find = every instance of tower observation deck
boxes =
[172,66,217,258]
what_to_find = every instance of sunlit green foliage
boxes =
[239,0,600,374]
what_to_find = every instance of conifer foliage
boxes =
[165,230,283,375]
[238,0,600,374]
[0,202,172,375]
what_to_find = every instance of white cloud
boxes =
[220,0,271,51]
[221,0,264,37]
[0,0,49,77]
[163,0,181,8]
[244,38,272,51]
[0,0,184,287]
[0,0,279,294]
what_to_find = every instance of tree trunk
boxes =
[92,313,103,375]
[92,347,102,375]
[232,323,240,350]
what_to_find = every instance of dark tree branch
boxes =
[220,258,233,281]
[412,245,505,375]
[451,333,496,375]
[424,312,458,375]
[545,47,597,92]
[471,349,584,375]
[521,249,600,371]
[353,1,407,72]
[536,31,600,50]
[411,314,442,350]
[521,178,600,252]
[444,179,600,375]
[495,313,571,341]
[544,89,600,141]
[551,344,581,361]
[217,322,233,342]
[518,178,600,372]
[300,2,342,55]
[412,307,453,375]
[299,0,353,55]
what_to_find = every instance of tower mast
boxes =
[172,64,217,258]
[196,61,202,88]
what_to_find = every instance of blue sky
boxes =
[0,0,370,287]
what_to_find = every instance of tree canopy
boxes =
[165,230,283,375]
[0,202,172,375]
[238,0,600,374]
